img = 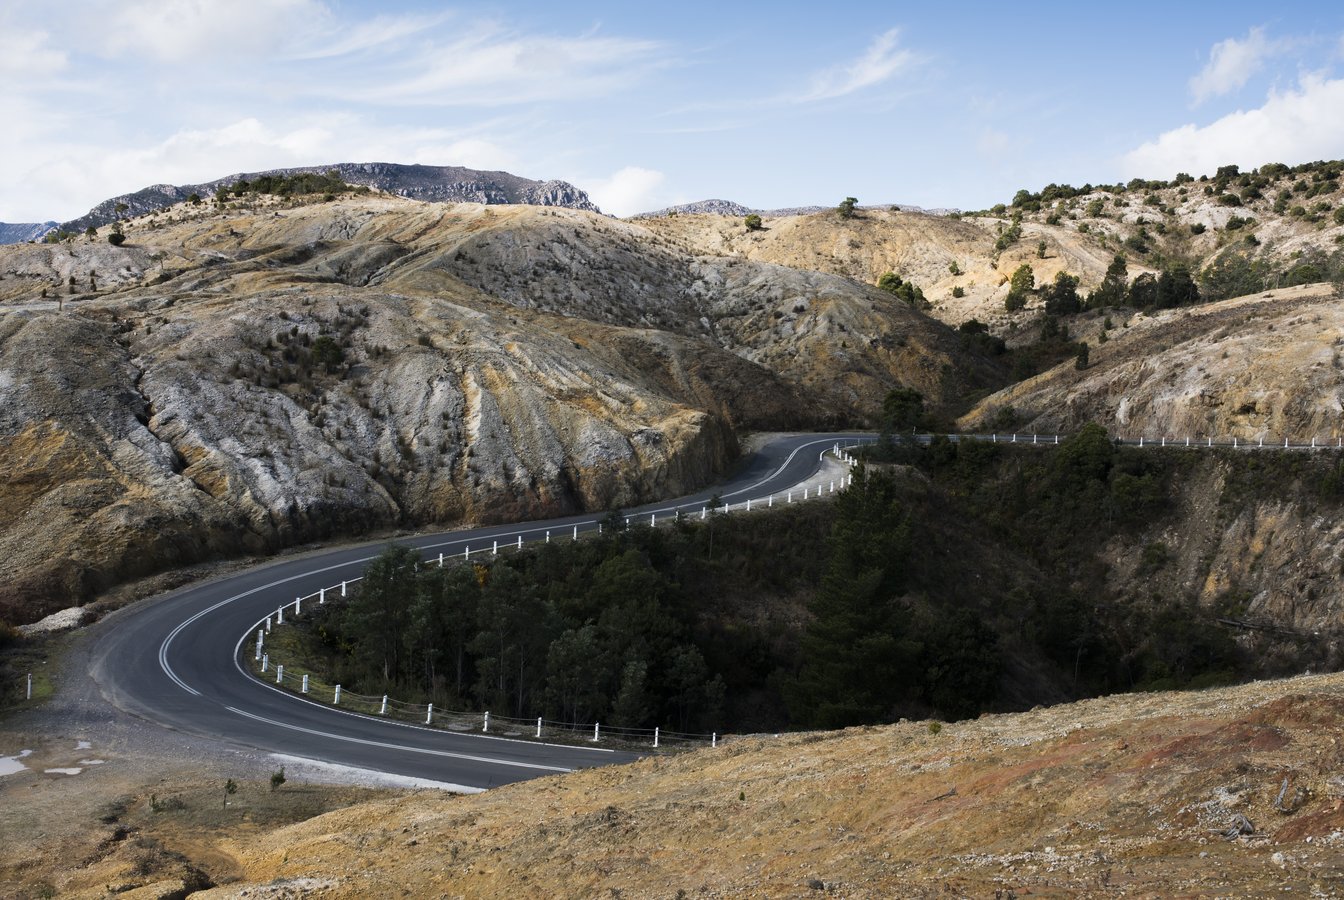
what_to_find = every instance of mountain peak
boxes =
[52,162,600,234]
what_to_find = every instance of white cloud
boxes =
[585,167,666,216]
[0,25,66,75]
[90,0,328,64]
[1123,74,1344,180]
[799,29,915,102]
[1189,27,1277,105]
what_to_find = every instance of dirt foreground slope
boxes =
[118,674,1344,897]
[5,637,1344,897]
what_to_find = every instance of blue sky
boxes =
[5,1,1344,221]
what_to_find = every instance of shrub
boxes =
[951,286,965,298]
[994,222,1022,251]
[311,335,345,372]
[744,214,763,231]
[1190,222,1206,235]
[107,232,125,246]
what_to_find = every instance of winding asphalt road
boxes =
[88,432,871,790]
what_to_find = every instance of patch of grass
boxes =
[0,633,57,715]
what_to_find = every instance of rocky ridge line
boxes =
[56,162,600,235]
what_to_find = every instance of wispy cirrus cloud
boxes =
[341,25,666,107]
[287,12,453,60]
[0,2,672,220]
[796,28,918,103]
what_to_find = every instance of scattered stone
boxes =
[1220,814,1255,839]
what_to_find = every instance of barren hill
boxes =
[0,221,56,244]
[638,161,1344,334]
[640,207,1146,329]
[202,672,1344,897]
[960,282,1344,441]
[0,192,1000,624]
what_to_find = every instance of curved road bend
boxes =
[88,432,873,789]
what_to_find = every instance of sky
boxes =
[5,0,1344,222]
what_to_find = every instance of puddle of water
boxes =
[77,759,106,766]
[44,767,82,775]
[0,750,33,777]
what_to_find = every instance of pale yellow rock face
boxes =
[641,208,1146,329]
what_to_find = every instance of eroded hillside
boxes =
[642,207,1134,329]
[959,283,1343,440]
[0,194,1001,624]
[640,161,1344,334]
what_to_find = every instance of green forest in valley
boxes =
[291,428,1344,734]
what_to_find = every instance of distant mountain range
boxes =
[0,221,57,243]
[0,163,601,242]
[632,199,957,218]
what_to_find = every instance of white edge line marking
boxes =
[225,706,572,773]
[164,434,867,751]
[161,556,378,695]
[230,635,619,755]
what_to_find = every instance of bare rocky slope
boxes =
[0,222,56,244]
[640,164,1344,332]
[0,193,999,625]
[960,282,1344,441]
[7,162,1344,627]
[641,206,1144,330]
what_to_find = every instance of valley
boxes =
[3,156,1344,897]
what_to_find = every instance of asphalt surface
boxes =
[87,432,871,790]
